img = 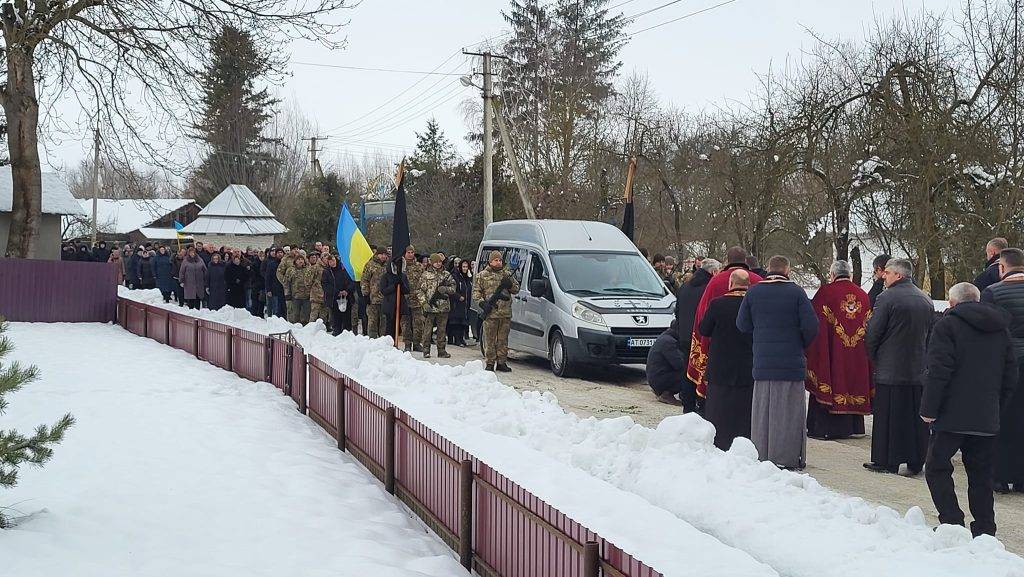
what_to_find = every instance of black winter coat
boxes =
[265,257,285,297]
[449,271,473,324]
[136,255,156,286]
[225,262,247,308]
[92,246,111,263]
[699,290,753,389]
[646,322,686,396]
[865,278,935,385]
[922,302,1017,435]
[868,277,885,308]
[736,275,818,382]
[248,257,264,291]
[674,268,713,354]
[983,272,1024,359]
[207,262,227,309]
[323,264,356,306]
[974,255,1002,293]
[380,261,411,318]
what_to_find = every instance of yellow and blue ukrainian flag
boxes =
[336,204,373,281]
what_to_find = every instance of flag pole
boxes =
[393,159,406,348]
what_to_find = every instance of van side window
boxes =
[478,246,500,274]
[529,253,546,284]
[478,246,527,284]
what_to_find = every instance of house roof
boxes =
[0,166,87,216]
[74,198,195,234]
[137,227,193,240]
[180,184,287,235]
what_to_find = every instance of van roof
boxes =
[482,220,638,253]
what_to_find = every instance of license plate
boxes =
[628,338,656,348]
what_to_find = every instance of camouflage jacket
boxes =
[284,265,318,300]
[309,262,326,303]
[277,254,296,294]
[472,265,520,319]
[361,257,386,304]
[419,266,455,314]
[404,259,426,309]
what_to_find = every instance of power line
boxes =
[628,0,738,36]
[625,0,688,20]
[330,77,464,138]
[338,84,471,142]
[291,61,465,76]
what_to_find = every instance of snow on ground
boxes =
[122,289,1024,577]
[0,322,466,577]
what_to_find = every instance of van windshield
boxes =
[550,252,666,297]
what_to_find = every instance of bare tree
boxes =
[1,0,347,257]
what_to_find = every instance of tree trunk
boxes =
[3,47,44,259]
[926,239,945,300]
[851,246,863,285]
[833,206,851,262]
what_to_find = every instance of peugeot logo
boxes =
[632,315,649,325]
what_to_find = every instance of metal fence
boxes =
[115,297,662,577]
[0,258,117,322]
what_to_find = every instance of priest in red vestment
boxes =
[686,247,763,400]
[804,260,873,439]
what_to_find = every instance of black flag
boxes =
[620,157,637,241]
[391,162,410,254]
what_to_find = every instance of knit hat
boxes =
[665,256,677,266]
[406,245,416,253]
[430,253,444,264]
[374,246,388,255]
[488,250,503,262]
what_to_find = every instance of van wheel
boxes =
[549,330,575,378]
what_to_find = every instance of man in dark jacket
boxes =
[867,254,890,307]
[91,241,111,263]
[922,282,1017,537]
[264,248,285,318]
[737,255,818,469]
[674,258,722,412]
[646,320,687,406]
[974,237,1008,292]
[699,269,754,450]
[864,258,935,474]
[982,247,1024,493]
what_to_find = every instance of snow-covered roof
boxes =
[181,184,287,236]
[0,166,86,216]
[137,227,193,240]
[74,198,195,234]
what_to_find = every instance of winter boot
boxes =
[423,349,431,359]
[438,350,451,359]
[404,343,413,353]
[485,363,495,372]
[495,363,512,373]
[413,344,423,352]
[656,391,682,406]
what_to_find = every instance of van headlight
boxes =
[572,302,606,326]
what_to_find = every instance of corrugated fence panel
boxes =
[307,356,341,438]
[289,344,306,408]
[345,378,390,481]
[0,259,117,323]
[269,338,289,393]
[198,320,232,370]
[232,328,269,382]
[125,301,147,336]
[145,305,169,345]
[168,312,198,356]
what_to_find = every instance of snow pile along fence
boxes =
[116,297,659,577]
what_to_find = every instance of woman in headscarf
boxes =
[447,258,473,346]
[225,253,248,309]
[179,246,207,310]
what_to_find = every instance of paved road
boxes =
[425,340,1024,555]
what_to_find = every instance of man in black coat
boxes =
[646,320,687,406]
[699,269,754,450]
[864,258,935,474]
[974,237,1008,292]
[922,282,1017,537]
[737,255,818,469]
[264,248,285,318]
[91,241,111,263]
[674,258,722,413]
[867,254,890,308]
[982,247,1024,493]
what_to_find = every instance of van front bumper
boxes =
[571,327,653,364]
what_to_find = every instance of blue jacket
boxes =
[736,275,818,381]
[153,252,176,292]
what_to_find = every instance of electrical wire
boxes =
[624,0,688,20]
[291,62,464,76]
[628,0,738,36]
[338,84,471,142]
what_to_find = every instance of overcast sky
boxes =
[41,0,962,175]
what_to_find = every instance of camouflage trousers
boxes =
[289,299,310,325]
[309,301,330,329]
[482,317,511,364]
[366,303,387,339]
[422,312,448,354]
[402,307,424,346]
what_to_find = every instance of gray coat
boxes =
[179,256,207,300]
[865,278,935,385]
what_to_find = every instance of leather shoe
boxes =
[485,363,495,372]
[495,363,512,372]
[656,392,683,406]
[863,462,898,474]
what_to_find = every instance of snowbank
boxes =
[1,322,464,577]
[120,289,1024,577]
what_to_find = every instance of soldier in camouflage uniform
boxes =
[418,253,456,359]
[276,247,300,321]
[308,252,329,330]
[472,250,520,372]
[663,256,686,293]
[284,255,317,324]
[402,245,426,352]
[361,247,390,338]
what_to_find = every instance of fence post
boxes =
[164,312,170,344]
[264,337,273,382]
[226,328,234,372]
[142,306,149,338]
[284,344,294,397]
[193,319,200,358]
[297,354,308,414]
[459,459,473,570]
[336,376,347,451]
[385,406,396,495]
[584,541,600,577]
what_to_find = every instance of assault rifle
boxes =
[479,276,514,320]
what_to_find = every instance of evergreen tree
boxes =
[409,118,458,172]
[0,319,73,528]
[288,173,351,246]
[191,25,280,206]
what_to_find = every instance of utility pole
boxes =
[90,121,101,247]
[302,136,329,179]
[463,50,509,228]
[492,97,536,219]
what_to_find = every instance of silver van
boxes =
[473,220,675,377]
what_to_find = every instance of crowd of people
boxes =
[647,239,1023,537]
[70,238,516,367]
